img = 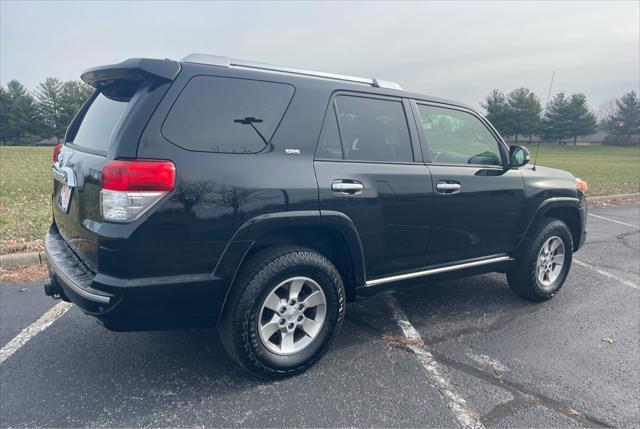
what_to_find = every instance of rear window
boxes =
[162,76,294,153]
[331,95,413,162]
[69,93,130,152]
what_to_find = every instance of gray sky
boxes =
[1,1,638,110]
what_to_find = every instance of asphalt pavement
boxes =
[1,203,638,428]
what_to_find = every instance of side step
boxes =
[364,255,512,287]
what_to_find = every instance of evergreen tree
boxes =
[35,77,65,142]
[6,80,41,145]
[601,91,640,136]
[482,89,512,137]
[540,93,572,144]
[507,88,542,143]
[0,87,10,145]
[566,93,597,145]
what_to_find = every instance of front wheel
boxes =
[507,218,573,301]
[218,246,345,378]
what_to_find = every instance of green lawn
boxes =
[0,144,638,254]
[1,146,52,253]
[520,144,640,196]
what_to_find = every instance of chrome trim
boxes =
[183,53,230,67]
[331,182,364,193]
[436,183,462,192]
[365,256,512,287]
[181,53,402,90]
[51,163,77,187]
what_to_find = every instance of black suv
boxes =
[45,54,587,377]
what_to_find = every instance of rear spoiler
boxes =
[81,58,181,88]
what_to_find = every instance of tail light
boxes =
[53,144,63,162]
[100,159,176,223]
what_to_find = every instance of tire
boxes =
[507,218,573,302]
[218,245,345,378]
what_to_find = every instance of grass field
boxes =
[0,144,639,254]
[520,144,640,197]
[1,147,52,254]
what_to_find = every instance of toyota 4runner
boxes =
[44,54,587,377]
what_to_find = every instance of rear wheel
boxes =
[507,218,573,301]
[218,245,345,378]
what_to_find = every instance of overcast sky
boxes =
[1,1,638,111]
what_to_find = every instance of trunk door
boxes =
[52,92,133,271]
[52,58,180,271]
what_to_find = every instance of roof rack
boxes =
[182,53,402,90]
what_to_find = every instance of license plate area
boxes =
[58,184,72,213]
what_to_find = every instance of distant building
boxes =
[506,130,609,145]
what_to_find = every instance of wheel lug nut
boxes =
[298,304,304,310]
[297,315,303,322]
[279,319,285,325]
[280,306,287,314]
[288,323,294,329]
[289,299,296,306]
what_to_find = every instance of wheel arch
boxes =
[214,210,366,320]
[519,197,583,251]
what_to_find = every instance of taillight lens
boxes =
[100,159,176,223]
[53,144,62,162]
[102,160,175,192]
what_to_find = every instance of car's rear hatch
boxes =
[52,58,180,271]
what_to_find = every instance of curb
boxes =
[0,251,45,269]
[0,193,638,270]
[588,192,639,202]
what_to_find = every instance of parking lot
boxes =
[1,203,638,428]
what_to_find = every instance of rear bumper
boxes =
[44,230,114,312]
[44,228,226,330]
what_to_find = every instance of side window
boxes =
[334,95,413,162]
[162,76,294,153]
[416,104,503,166]
[316,104,343,159]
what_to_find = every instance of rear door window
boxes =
[68,92,129,152]
[162,76,294,153]
[333,95,413,162]
[316,103,343,160]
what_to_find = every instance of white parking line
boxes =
[0,301,71,365]
[574,259,639,290]
[384,294,485,429]
[589,213,639,229]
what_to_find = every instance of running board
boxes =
[364,256,513,287]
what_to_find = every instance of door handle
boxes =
[331,180,364,194]
[436,181,462,194]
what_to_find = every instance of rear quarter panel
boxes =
[130,65,332,278]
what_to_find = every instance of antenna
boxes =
[533,70,555,171]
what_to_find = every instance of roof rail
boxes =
[181,53,402,90]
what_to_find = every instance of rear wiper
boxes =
[234,117,268,148]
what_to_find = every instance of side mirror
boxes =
[509,145,530,167]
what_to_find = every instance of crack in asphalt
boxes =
[347,299,614,428]
[428,350,614,428]
[422,305,541,346]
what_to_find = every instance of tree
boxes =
[601,91,640,137]
[482,89,512,137]
[507,87,542,143]
[566,93,597,145]
[35,77,65,143]
[5,80,41,145]
[540,92,572,144]
[0,86,10,145]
